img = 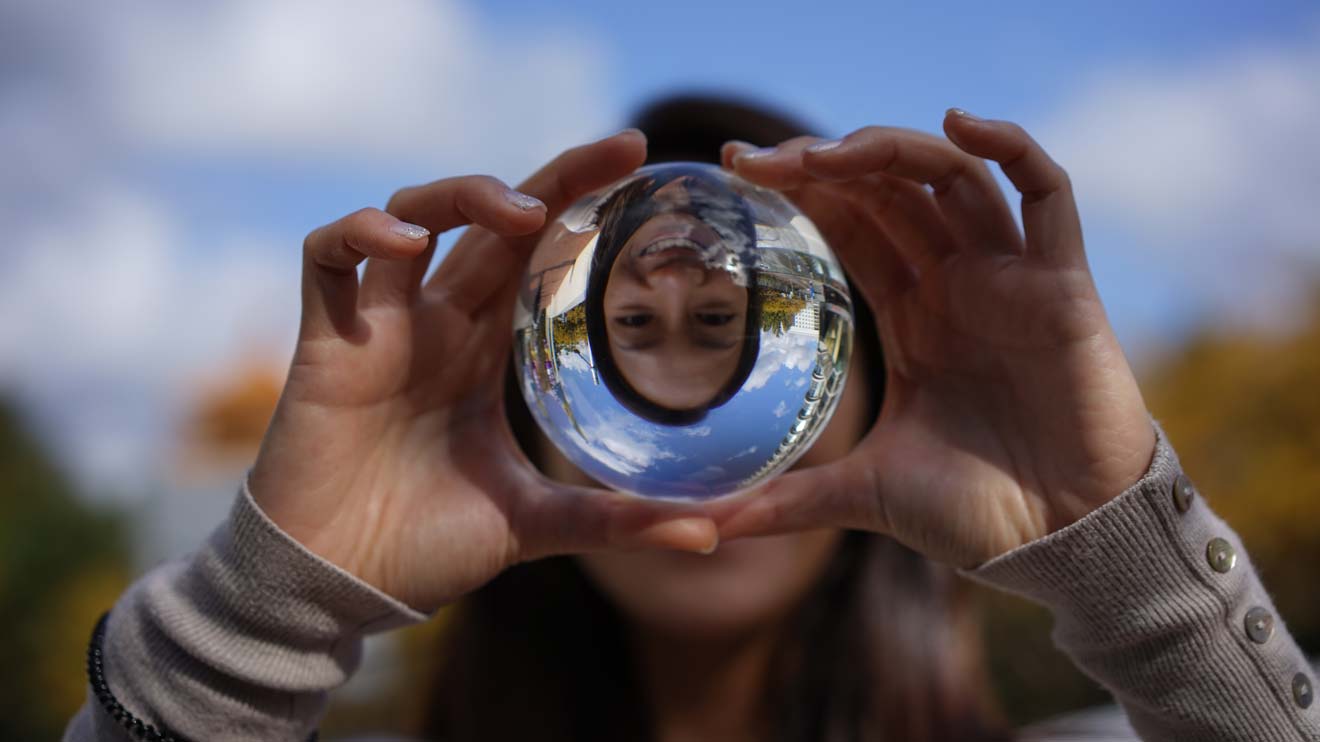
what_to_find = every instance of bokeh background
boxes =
[3,0,1318,737]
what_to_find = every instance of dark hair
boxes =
[423,93,1010,742]
[583,164,763,426]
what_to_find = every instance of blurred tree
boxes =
[0,397,131,740]
[760,291,807,336]
[186,366,282,455]
[551,305,589,349]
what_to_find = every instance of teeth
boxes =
[639,237,701,257]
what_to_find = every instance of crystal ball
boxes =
[512,162,854,500]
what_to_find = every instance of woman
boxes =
[65,97,1318,741]
[587,165,763,426]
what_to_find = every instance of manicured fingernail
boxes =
[733,147,776,162]
[947,108,982,122]
[390,221,430,240]
[505,189,545,211]
[805,138,842,154]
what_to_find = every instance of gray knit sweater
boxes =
[64,432,1320,741]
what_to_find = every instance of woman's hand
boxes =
[248,130,717,612]
[710,111,1156,569]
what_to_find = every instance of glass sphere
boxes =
[512,162,854,500]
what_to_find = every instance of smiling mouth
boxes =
[637,236,705,260]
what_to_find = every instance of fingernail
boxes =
[505,189,546,211]
[805,138,842,154]
[629,517,718,554]
[390,221,430,240]
[602,127,644,143]
[733,147,776,162]
[947,108,982,122]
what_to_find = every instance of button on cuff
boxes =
[1245,606,1275,644]
[1294,672,1314,709]
[1172,473,1196,512]
[1206,537,1237,573]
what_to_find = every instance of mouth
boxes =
[631,235,717,276]
[637,236,705,260]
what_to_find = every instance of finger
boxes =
[943,110,1085,266]
[825,173,957,275]
[720,139,757,170]
[726,135,822,189]
[703,456,887,541]
[788,182,914,309]
[300,207,431,340]
[725,133,957,276]
[801,126,1023,257]
[512,482,719,560]
[515,128,649,215]
[362,175,547,310]
[424,129,649,314]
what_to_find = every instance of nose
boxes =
[643,260,707,290]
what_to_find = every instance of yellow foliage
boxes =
[37,564,132,722]
[1143,291,1320,645]
[187,366,283,451]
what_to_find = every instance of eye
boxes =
[695,312,736,327]
[615,314,653,328]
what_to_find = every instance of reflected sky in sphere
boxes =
[512,163,853,500]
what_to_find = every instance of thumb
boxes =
[511,483,719,560]
[704,457,886,541]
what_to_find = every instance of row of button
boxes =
[1172,473,1313,711]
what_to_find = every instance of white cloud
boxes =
[744,331,817,391]
[0,181,298,493]
[556,350,592,374]
[0,0,614,499]
[1041,30,1320,329]
[682,425,712,437]
[99,0,613,174]
[772,400,788,418]
[689,465,728,483]
[574,409,680,477]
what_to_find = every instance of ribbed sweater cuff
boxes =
[97,484,427,740]
[960,427,1320,741]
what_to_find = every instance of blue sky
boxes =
[2,0,1318,508]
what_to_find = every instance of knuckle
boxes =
[385,186,417,214]
[1055,165,1073,189]
[302,225,326,256]
[343,207,382,235]
[466,173,505,190]
[854,125,887,142]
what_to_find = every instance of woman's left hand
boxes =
[707,111,1156,569]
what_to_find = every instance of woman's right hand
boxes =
[248,131,718,613]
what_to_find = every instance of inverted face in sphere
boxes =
[512,163,853,500]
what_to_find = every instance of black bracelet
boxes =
[87,611,319,742]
